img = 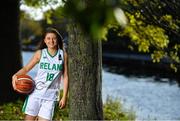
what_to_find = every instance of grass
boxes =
[0,100,24,120]
[0,96,135,120]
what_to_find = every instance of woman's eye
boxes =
[53,37,57,40]
[46,37,50,40]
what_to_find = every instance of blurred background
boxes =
[20,1,180,120]
[0,0,180,120]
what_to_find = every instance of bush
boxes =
[103,96,135,120]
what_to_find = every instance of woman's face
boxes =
[44,33,58,49]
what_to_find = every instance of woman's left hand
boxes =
[59,97,66,109]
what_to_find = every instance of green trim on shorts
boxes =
[50,101,58,120]
[22,96,29,112]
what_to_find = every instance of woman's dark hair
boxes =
[37,27,63,50]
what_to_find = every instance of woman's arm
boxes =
[63,51,69,99]
[12,50,41,90]
[59,51,69,109]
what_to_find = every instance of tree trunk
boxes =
[67,23,103,120]
[0,0,23,102]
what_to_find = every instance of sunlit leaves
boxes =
[147,26,169,49]
[121,0,145,7]
[44,10,53,24]
[122,13,169,53]
[151,50,167,63]
[169,51,180,63]
[160,15,179,30]
[173,44,180,51]
[22,0,60,8]
[170,63,178,73]
[118,0,180,72]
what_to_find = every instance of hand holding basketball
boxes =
[12,74,18,90]
[12,74,35,95]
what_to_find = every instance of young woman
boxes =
[12,27,68,121]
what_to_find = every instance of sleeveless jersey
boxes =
[29,48,64,101]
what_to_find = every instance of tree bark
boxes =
[0,0,23,102]
[67,23,103,120]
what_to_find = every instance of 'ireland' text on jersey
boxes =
[40,62,63,71]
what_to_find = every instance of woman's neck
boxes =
[47,48,58,56]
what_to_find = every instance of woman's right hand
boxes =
[12,74,17,91]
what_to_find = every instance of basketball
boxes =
[15,74,35,94]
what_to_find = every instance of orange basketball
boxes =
[15,74,35,94]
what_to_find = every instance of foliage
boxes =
[21,0,60,8]
[20,16,43,41]
[118,12,170,62]
[21,0,180,71]
[63,0,118,40]
[65,0,180,72]
[0,96,135,120]
[0,100,24,120]
[20,16,43,50]
[117,0,180,72]
[103,96,135,120]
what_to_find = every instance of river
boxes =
[22,51,180,120]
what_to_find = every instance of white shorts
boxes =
[22,96,56,120]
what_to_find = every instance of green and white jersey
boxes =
[30,48,64,101]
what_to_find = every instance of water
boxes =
[22,51,180,120]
